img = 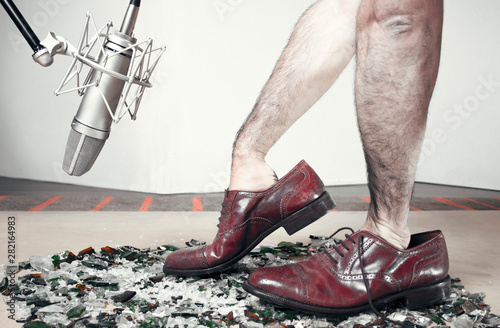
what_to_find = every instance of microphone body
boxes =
[63,2,139,176]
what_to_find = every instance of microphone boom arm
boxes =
[0,0,54,66]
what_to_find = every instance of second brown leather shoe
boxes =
[163,160,335,276]
[244,229,451,315]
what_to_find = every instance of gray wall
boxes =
[0,0,498,193]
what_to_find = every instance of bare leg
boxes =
[229,0,361,191]
[355,0,443,248]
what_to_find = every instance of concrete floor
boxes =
[0,210,499,327]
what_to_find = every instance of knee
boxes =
[358,1,443,39]
[377,13,420,38]
[376,5,424,38]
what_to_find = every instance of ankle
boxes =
[361,217,410,250]
[229,156,277,192]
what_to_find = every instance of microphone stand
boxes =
[1,0,145,66]
[0,0,53,66]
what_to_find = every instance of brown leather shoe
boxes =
[244,229,450,315]
[163,160,335,276]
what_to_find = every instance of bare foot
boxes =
[229,157,278,192]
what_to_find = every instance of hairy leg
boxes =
[229,0,361,191]
[355,0,443,248]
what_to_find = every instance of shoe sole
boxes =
[163,191,335,276]
[243,275,452,315]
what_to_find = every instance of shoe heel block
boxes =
[402,276,451,310]
[282,192,336,235]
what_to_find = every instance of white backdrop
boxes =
[0,0,498,194]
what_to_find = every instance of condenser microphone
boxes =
[63,0,141,176]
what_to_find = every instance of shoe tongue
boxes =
[225,189,237,199]
[351,230,374,242]
[222,189,237,208]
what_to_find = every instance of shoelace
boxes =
[357,234,411,328]
[323,227,355,264]
[216,192,230,228]
[326,228,409,328]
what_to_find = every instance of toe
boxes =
[247,264,308,304]
[163,247,208,273]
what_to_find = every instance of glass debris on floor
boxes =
[1,235,499,328]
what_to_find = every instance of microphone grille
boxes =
[63,129,106,176]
